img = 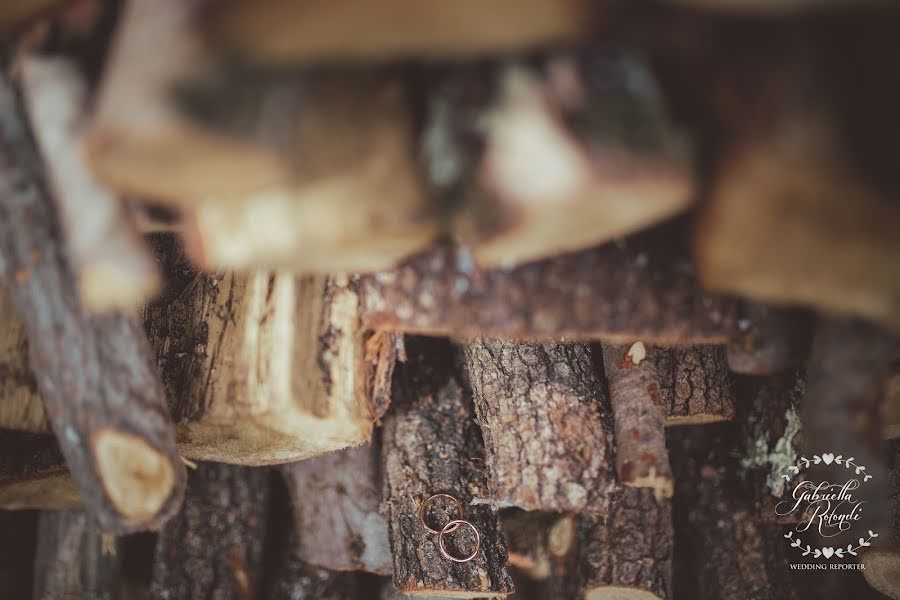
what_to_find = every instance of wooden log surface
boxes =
[726,302,810,375]
[0,430,79,510]
[0,285,48,433]
[463,339,615,513]
[657,345,734,426]
[360,224,735,345]
[601,342,673,499]
[382,337,514,598]
[0,75,185,533]
[282,443,392,575]
[33,510,120,600]
[150,462,269,600]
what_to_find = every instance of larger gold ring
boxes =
[438,519,481,563]
[418,493,464,534]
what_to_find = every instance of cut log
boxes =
[726,302,811,374]
[150,462,269,600]
[0,285,48,433]
[801,317,896,532]
[33,510,120,600]
[580,488,674,600]
[0,76,185,533]
[145,236,395,465]
[457,53,692,268]
[738,370,806,524]
[501,511,577,583]
[601,343,673,499]
[656,345,735,425]
[0,430,79,510]
[462,339,615,512]
[18,55,159,312]
[360,225,734,345]
[861,548,900,600]
[382,337,514,598]
[670,426,797,600]
[85,0,292,203]
[179,71,437,273]
[281,443,392,575]
[694,82,900,332]
[204,0,594,64]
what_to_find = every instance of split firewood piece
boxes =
[457,53,692,268]
[601,343,673,499]
[656,345,735,425]
[0,285,49,433]
[204,0,594,64]
[151,462,269,600]
[281,443,392,575]
[670,427,797,600]
[0,431,79,510]
[726,302,811,374]
[360,225,734,345]
[695,100,900,332]
[463,339,615,512]
[802,317,896,531]
[85,0,292,203]
[33,510,120,600]
[180,71,437,273]
[382,337,514,598]
[738,371,806,524]
[145,236,397,465]
[0,77,185,533]
[862,548,900,600]
[501,510,580,598]
[579,488,674,600]
[18,55,159,311]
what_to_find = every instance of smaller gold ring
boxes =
[419,494,464,534]
[438,519,480,563]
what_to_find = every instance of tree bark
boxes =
[656,345,735,426]
[282,442,392,575]
[267,551,360,600]
[381,337,514,598]
[726,302,811,374]
[360,224,735,345]
[0,76,185,533]
[18,55,159,312]
[0,430,79,510]
[462,339,615,513]
[151,462,269,600]
[601,343,673,498]
[456,52,691,269]
[145,236,395,465]
[0,284,48,433]
[33,510,121,600]
[580,488,674,600]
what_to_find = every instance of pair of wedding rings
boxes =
[418,493,481,563]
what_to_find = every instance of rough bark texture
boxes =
[0,430,79,510]
[282,442,392,575]
[580,488,673,600]
[738,370,806,523]
[726,302,811,374]
[33,510,120,600]
[656,345,735,425]
[463,339,615,513]
[382,337,514,598]
[145,235,391,465]
[601,343,673,498]
[0,284,48,433]
[151,462,269,600]
[360,224,734,345]
[670,426,796,600]
[0,74,185,533]
[457,52,692,268]
[801,317,896,533]
[267,551,359,600]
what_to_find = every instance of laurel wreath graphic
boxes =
[781,453,875,560]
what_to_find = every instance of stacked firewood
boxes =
[1,0,899,599]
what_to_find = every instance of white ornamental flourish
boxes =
[781,453,877,560]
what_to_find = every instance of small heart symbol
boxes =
[822,453,835,465]
[822,547,835,559]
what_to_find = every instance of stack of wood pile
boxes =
[1,0,899,598]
